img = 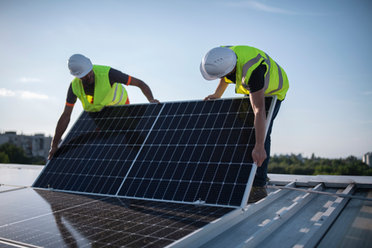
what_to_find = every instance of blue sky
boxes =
[0,0,371,158]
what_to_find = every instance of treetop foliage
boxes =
[0,143,46,165]
[269,153,372,176]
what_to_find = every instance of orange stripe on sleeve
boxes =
[66,102,75,107]
[126,76,132,86]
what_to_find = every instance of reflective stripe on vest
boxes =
[266,61,283,95]
[241,53,262,91]
[71,65,129,112]
[242,54,262,83]
[114,86,125,105]
[264,53,271,90]
[228,46,288,100]
[107,83,127,106]
[112,83,119,102]
[241,53,283,95]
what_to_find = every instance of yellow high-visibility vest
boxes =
[71,65,128,112]
[225,46,289,100]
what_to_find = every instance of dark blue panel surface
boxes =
[34,104,162,195]
[0,189,232,248]
[34,97,273,207]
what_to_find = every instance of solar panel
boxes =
[0,188,233,247]
[33,97,275,207]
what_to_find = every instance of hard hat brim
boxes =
[200,63,219,80]
[200,61,236,81]
[74,65,93,78]
[199,47,237,81]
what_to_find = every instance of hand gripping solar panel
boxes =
[33,97,276,208]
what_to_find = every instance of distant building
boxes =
[0,131,52,159]
[363,152,372,167]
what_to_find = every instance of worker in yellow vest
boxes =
[200,46,289,203]
[48,54,159,159]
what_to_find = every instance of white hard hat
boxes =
[68,54,93,78]
[200,47,237,80]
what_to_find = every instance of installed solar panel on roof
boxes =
[33,97,275,207]
[0,188,233,247]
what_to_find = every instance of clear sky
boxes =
[0,0,371,158]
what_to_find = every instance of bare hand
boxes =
[252,145,267,167]
[204,94,220,101]
[149,99,160,103]
[48,146,58,160]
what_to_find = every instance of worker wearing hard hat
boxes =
[48,54,159,159]
[200,46,289,203]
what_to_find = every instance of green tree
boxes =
[0,151,10,163]
[0,143,30,164]
[268,154,372,176]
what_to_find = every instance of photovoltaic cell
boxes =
[0,188,233,248]
[33,97,274,207]
[34,104,162,195]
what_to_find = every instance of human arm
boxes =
[249,88,267,167]
[108,68,159,103]
[48,104,73,160]
[204,78,229,100]
[129,77,160,103]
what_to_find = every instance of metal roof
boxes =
[174,174,372,248]
[1,165,371,248]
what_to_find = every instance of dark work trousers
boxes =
[253,99,282,187]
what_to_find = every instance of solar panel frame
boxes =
[240,96,277,207]
[33,96,277,208]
